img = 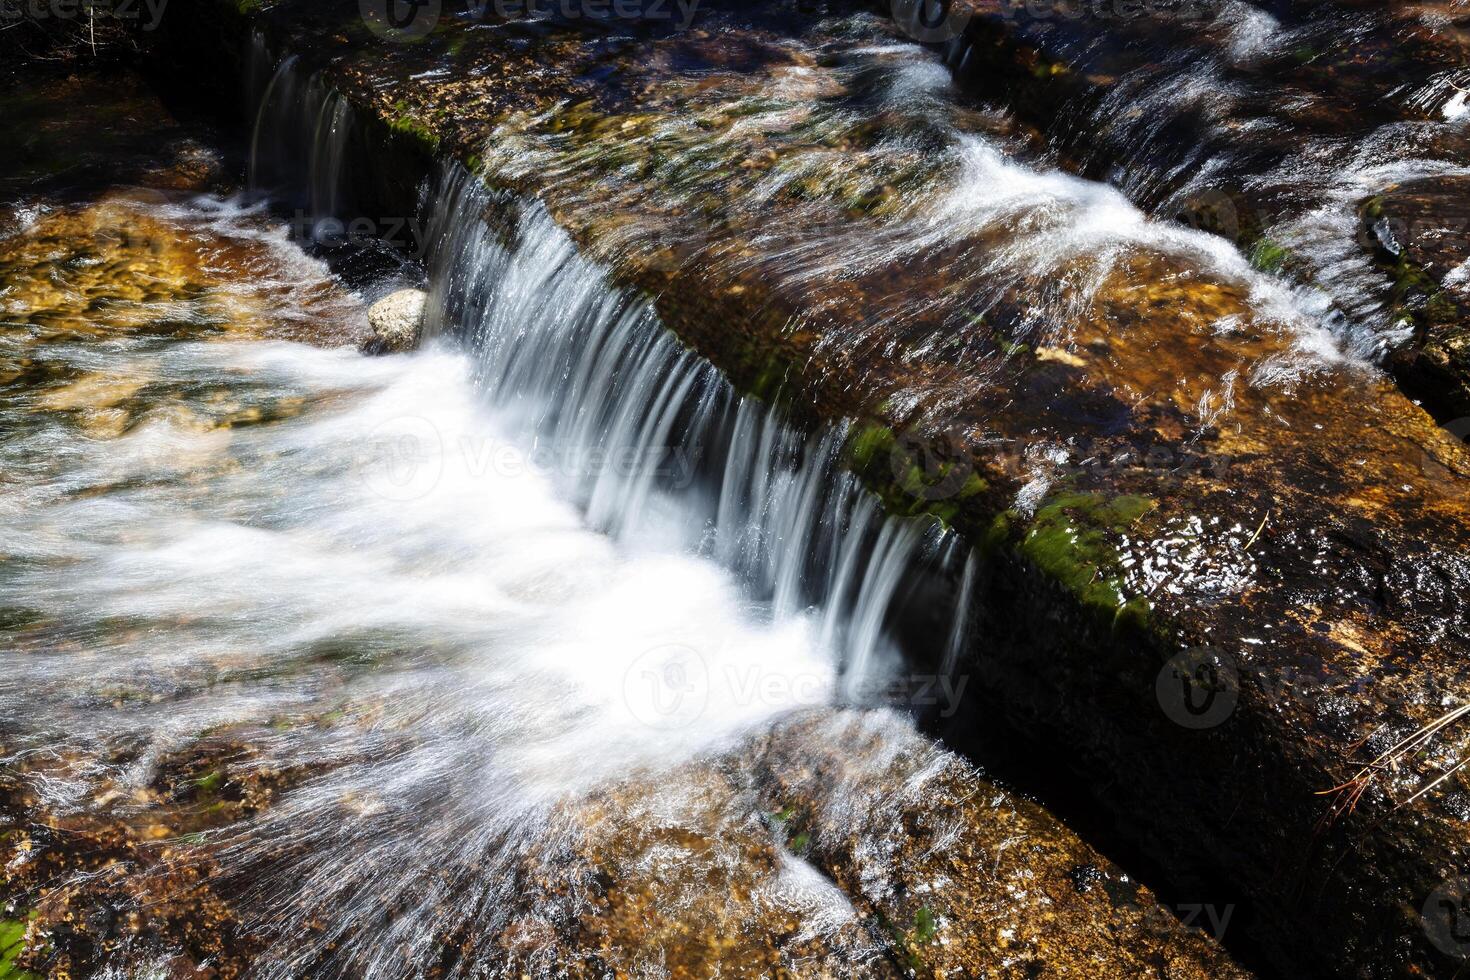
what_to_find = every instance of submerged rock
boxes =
[363,288,427,354]
[1364,177,1470,420]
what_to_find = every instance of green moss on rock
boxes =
[389,103,441,155]
[1249,238,1290,274]
[1020,492,1154,623]
[0,917,38,980]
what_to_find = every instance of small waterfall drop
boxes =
[420,158,966,690]
[245,33,976,697]
[248,32,360,229]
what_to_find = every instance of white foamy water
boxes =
[0,328,855,977]
[0,177,958,974]
[1,340,836,793]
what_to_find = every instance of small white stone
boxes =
[363,288,428,354]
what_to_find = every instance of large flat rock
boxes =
[170,1,1470,974]
[883,0,1470,419]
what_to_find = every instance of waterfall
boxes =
[423,163,968,689]
[248,31,360,226]
[246,36,979,700]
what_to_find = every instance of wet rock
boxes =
[166,1,1470,976]
[0,740,264,979]
[1364,176,1470,420]
[746,709,1252,980]
[362,288,427,354]
[547,761,897,978]
[0,191,368,349]
[0,70,233,200]
[483,711,1251,978]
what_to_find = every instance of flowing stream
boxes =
[9,3,1450,975]
[945,0,1470,365]
[0,48,975,980]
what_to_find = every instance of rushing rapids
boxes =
[921,0,1470,418]
[153,2,1470,976]
[5,0,1470,976]
[0,41,1253,980]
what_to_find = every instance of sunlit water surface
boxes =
[0,189,916,975]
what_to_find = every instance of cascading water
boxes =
[416,163,965,691]
[244,30,970,697]
[0,33,981,980]
[962,0,1470,366]
[7,5,1469,977]
[249,46,356,222]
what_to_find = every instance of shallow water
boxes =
[14,3,1463,973]
[0,70,968,980]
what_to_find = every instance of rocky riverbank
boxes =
[145,1,1470,975]
[0,58,1257,980]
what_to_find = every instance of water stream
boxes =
[15,3,1462,974]
[0,47,978,980]
[951,0,1470,366]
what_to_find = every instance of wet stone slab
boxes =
[883,0,1470,421]
[0,62,1254,980]
[181,0,1470,975]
